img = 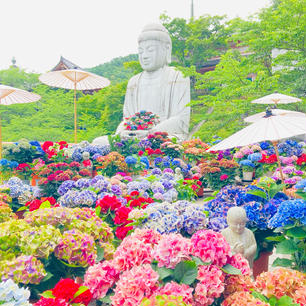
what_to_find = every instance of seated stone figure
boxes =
[116,23,190,140]
[221,207,257,268]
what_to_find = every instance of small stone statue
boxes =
[221,207,257,268]
[81,152,93,173]
[174,167,183,181]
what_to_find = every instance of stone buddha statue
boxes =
[221,207,257,268]
[116,23,190,140]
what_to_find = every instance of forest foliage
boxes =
[1,0,306,142]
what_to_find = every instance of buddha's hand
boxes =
[233,242,245,255]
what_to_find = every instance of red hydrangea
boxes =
[115,225,133,240]
[96,195,122,213]
[52,278,80,301]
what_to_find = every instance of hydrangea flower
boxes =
[54,229,97,267]
[0,279,31,306]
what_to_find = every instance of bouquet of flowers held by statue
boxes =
[124,110,160,131]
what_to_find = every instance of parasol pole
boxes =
[271,140,285,185]
[0,98,2,184]
[74,73,77,144]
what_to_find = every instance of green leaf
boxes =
[41,290,55,299]
[221,264,242,275]
[17,206,28,212]
[286,227,306,239]
[40,200,51,209]
[203,196,215,202]
[41,272,53,283]
[96,245,104,263]
[265,236,285,242]
[99,294,113,305]
[251,291,268,303]
[173,260,198,285]
[246,189,267,200]
[269,296,277,306]
[95,206,101,217]
[276,240,298,254]
[191,256,210,266]
[73,286,89,299]
[59,259,82,268]
[277,295,299,306]
[272,258,293,268]
[156,266,173,280]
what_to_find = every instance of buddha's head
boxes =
[82,151,90,160]
[227,207,247,235]
[138,23,172,72]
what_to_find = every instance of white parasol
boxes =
[251,93,301,105]
[244,108,306,123]
[39,69,110,143]
[0,85,41,159]
[209,113,306,183]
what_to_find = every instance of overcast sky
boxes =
[0,0,271,72]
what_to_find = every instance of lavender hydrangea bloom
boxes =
[111,184,122,196]
[92,153,102,160]
[74,178,91,189]
[138,139,152,148]
[73,190,97,206]
[151,168,162,176]
[57,180,75,196]
[208,217,228,232]
[59,190,80,207]
[90,175,105,184]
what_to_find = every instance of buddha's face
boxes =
[227,216,247,235]
[138,40,168,72]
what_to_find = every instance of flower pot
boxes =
[242,171,253,182]
[253,251,272,279]
[196,187,204,198]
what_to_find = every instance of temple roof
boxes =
[51,56,82,71]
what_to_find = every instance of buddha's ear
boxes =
[166,43,172,65]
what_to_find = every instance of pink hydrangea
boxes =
[197,265,225,300]
[191,230,231,267]
[233,152,244,159]
[111,264,159,306]
[113,235,153,271]
[294,286,306,306]
[132,228,162,246]
[84,260,120,299]
[228,254,251,276]
[193,283,210,306]
[153,233,192,269]
[157,282,194,305]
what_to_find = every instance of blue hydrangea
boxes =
[248,153,262,162]
[0,159,8,166]
[239,159,255,167]
[268,199,306,228]
[125,156,137,165]
[260,142,270,150]
[140,156,150,169]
